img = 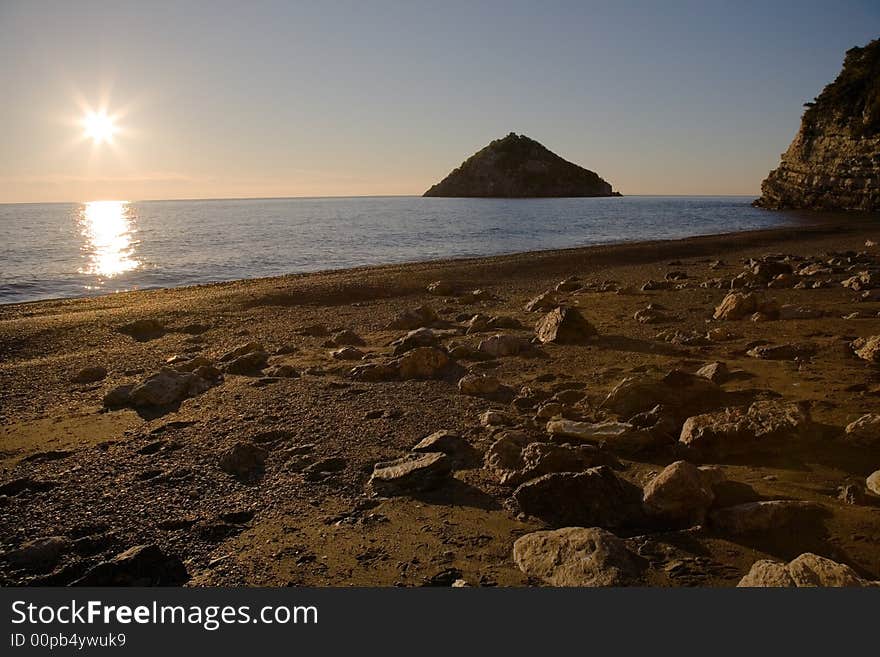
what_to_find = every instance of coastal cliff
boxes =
[755,39,880,211]
[424,133,620,198]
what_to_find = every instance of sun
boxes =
[83,111,117,144]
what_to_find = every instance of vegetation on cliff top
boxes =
[802,38,880,137]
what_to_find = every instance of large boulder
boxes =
[513,466,645,528]
[642,461,715,526]
[128,369,215,407]
[72,545,189,586]
[368,452,452,496]
[396,347,450,380]
[534,307,597,344]
[513,527,647,586]
[601,370,721,419]
[843,414,880,447]
[486,438,616,487]
[738,553,875,587]
[679,401,812,458]
[713,293,757,320]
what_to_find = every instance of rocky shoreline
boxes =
[2,219,880,587]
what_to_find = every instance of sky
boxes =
[1,0,878,203]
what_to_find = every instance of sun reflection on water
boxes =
[78,200,140,278]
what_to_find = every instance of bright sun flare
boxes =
[83,111,117,144]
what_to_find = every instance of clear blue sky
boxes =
[1,0,878,202]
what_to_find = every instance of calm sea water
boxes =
[0,195,805,305]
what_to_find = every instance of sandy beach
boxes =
[1,217,879,586]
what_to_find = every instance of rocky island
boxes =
[424,133,620,198]
[755,39,880,211]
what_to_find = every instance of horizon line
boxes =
[0,193,760,206]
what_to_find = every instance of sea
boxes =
[0,195,812,305]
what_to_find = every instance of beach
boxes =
[1,218,879,586]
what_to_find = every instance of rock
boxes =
[679,401,812,458]
[412,430,467,455]
[423,133,619,198]
[534,307,597,344]
[477,334,529,357]
[852,335,880,362]
[222,350,269,374]
[867,470,880,496]
[535,402,563,420]
[264,364,300,378]
[838,484,867,505]
[218,442,268,478]
[368,452,452,496]
[72,544,189,586]
[103,384,135,407]
[73,365,107,383]
[842,272,875,291]
[171,356,213,373]
[555,277,582,292]
[388,305,438,330]
[739,553,873,587]
[350,362,399,382]
[303,456,347,481]
[331,346,365,360]
[513,466,645,528]
[219,342,265,362]
[546,419,634,443]
[397,347,450,379]
[641,279,674,291]
[708,500,822,534]
[524,290,560,312]
[696,361,730,384]
[601,370,721,419]
[843,413,880,447]
[754,39,880,211]
[516,442,615,485]
[118,319,165,341]
[634,306,674,324]
[642,461,715,526]
[747,342,816,360]
[706,327,738,342]
[713,292,757,320]
[128,369,214,407]
[737,560,797,587]
[483,431,534,485]
[480,409,517,427]
[465,314,491,333]
[4,536,70,570]
[426,280,457,296]
[458,373,500,396]
[323,330,365,347]
[513,527,646,586]
[391,328,442,354]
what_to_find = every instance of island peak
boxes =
[424,133,620,198]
